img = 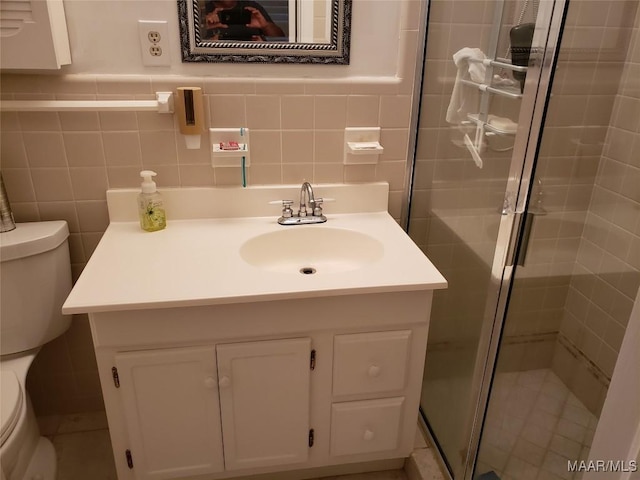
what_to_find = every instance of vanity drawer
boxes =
[332,330,411,396]
[330,397,404,456]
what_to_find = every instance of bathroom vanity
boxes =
[63,183,447,480]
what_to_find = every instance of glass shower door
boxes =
[408,0,566,477]
[474,0,640,478]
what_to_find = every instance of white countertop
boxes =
[62,184,447,314]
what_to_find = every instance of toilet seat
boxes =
[0,371,23,447]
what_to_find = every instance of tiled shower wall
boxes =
[0,31,421,415]
[552,2,640,415]
[496,0,638,381]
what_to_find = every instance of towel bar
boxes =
[0,92,174,113]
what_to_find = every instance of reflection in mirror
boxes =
[200,1,287,43]
[178,0,351,64]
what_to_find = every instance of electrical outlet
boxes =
[148,31,161,44]
[138,20,170,67]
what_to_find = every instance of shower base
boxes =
[476,369,597,480]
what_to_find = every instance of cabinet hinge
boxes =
[308,429,314,447]
[310,349,316,370]
[112,367,120,388]
[125,449,134,469]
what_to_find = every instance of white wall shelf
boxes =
[209,128,251,168]
[344,127,383,165]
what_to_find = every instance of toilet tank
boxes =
[1,221,72,355]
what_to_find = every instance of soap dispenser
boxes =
[137,170,166,232]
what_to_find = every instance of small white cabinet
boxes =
[217,338,311,471]
[115,347,224,480]
[0,0,71,69]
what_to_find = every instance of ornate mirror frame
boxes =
[177,0,351,64]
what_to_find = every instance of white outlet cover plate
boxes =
[138,20,170,67]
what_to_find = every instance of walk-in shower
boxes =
[404,1,640,478]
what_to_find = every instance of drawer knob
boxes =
[368,365,381,377]
[204,376,217,389]
[363,429,375,441]
[219,375,231,388]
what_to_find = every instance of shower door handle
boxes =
[516,212,535,266]
[504,211,535,267]
[504,211,524,268]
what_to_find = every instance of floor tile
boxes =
[53,430,117,480]
[476,369,597,480]
[57,411,109,434]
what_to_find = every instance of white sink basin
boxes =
[239,227,384,274]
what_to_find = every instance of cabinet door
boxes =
[115,346,224,480]
[217,338,311,471]
[0,0,71,69]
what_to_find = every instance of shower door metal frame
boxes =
[404,0,571,478]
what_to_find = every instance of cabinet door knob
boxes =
[204,376,217,389]
[219,375,231,388]
[363,429,375,441]
[368,365,381,377]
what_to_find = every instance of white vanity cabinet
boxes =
[89,291,434,480]
[63,186,448,480]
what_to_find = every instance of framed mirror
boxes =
[178,0,351,64]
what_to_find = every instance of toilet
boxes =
[0,221,72,480]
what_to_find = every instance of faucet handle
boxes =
[311,198,334,217]
[269,200,294,218]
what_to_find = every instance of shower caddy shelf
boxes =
[466,114,517,136]
[461,57,527,168]
[460,79,523,99]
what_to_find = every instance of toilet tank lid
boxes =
[0,221,69,263]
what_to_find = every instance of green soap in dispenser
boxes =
[138,170,166,232]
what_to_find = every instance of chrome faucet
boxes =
[273,182,328,225]
[299,181,317,217]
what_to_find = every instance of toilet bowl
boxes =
[1,353,56,480]
[0,221,72,480]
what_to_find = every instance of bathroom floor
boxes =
[38,412,424,480]
[475,369,597,480]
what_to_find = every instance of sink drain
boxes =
[300,267,317,275]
